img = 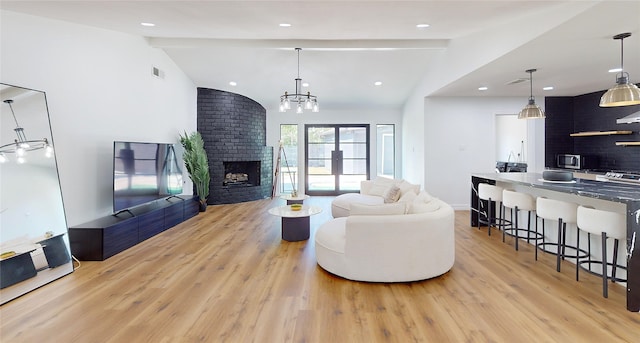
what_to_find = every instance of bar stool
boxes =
[576,206,627,298]
[536,197,588,272]
[502,190,543,251]
[478,183,510,236]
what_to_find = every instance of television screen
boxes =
[113,141,183,213]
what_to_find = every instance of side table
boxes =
[279,193,310,205]
[268,205,322,241]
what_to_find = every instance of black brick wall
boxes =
[197,88,273,204]
[545,87,640,171]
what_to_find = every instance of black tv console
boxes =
[69,195,200,261]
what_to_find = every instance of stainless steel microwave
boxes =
[556,154,591,170]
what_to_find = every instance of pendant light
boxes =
[600,32,640,107]
[518,69,545,119]
[279,48,319,113]
[0,99,53,163]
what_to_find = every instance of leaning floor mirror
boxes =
[0,83,73,305]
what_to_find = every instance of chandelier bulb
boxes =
[296,103,304,114]
[0,153,6,163]
[45,144,54,158]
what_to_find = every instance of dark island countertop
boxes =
[471,172,640,312]
[472,172,640,202]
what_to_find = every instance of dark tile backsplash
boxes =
[545,86,640,172]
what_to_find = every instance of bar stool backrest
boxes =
[577,206,626,240]
[536,197,578,224]
[478,183,503,202]
[503,190,535,211]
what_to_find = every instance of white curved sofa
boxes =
[331,177,420,218]
[315,196,455,282]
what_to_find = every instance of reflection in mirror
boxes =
[0,83,73,305]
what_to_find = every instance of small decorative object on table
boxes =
[290,204,302,211]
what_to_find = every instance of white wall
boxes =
[400,94,425,186]
[266,108,403,193]
[1,11,197,226]
[496,114,527,163]
[423,96,545,209]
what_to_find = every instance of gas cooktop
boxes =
[600,171,640,185]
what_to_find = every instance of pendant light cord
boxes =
[525,69,536,101]
[620,36,624,74]
[297,48,300,79]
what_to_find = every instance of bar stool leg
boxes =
[576,228,580,281]
[514,206,520,251]
[602,232,608,298]
[556,219,564,272]
[612,238,620,283]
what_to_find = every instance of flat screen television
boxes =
[113,141,183,213]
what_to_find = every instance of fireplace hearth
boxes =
[223,161,260,187]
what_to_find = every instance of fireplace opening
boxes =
[223,161,261,187]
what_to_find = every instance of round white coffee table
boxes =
[268,205,322,241]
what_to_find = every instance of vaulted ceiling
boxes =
[2,1,639,110]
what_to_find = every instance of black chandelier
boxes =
[0,99,53,164]
[279,48,319,113]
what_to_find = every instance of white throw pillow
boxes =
[397,180,420,197]
[415,191,434,203]
[350,202,406,216]
[368,183,391,197]
[398,191,417,203]
[408,200,440,214]
[383,185,401,203]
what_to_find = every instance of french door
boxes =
[305,124,369,196]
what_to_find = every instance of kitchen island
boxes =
[471,172,640,312]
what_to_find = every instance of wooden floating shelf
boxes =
[615,142,640,146]
[570,130,633,137]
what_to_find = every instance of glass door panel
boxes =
[306,124,369,195]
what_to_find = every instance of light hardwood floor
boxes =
[1,197,638,342]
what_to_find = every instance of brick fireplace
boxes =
[197,88,273,204]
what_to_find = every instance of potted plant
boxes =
[179,131,210,211]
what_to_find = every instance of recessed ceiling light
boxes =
[302,82,309,87]
[374,81,383,86]
[478,86,488,91]
[229,81,237,86]
[140,22,155,27]
[609,67,622,73]
[279,23,291,27]
[543,86,554,91]
[416,24,430,29]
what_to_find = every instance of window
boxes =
[376,124,395,178]
[279,124,298,194]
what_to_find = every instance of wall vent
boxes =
[152,66,164,78]
[505,78,528,85]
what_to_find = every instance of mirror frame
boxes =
[0,83,73,305]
